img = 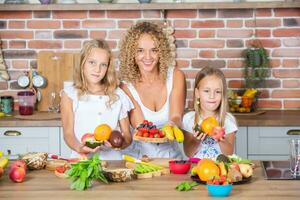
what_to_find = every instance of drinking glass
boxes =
[289,139,300,178]
[48,91,60,113]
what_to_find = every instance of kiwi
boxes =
[85,140,103,149]
[216,154,230,163]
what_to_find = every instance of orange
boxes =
[201,117,219,136]
[196,158,220,182]
[94,124,112,141]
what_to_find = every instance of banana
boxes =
[0,151,3,158]
[173,126,184,143]
[162,125,175,141]
[0,157,8,168]
[243,88,257,98]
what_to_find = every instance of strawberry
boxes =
[159,130,165,137]
[148,122,153,126]
[149,135,154,138]
[142,132,149,137]
[137,130,143,137]
[143,120,148,125]
[149,128,158,134]
[212,179,220,185]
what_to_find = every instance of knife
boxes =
[123,154,163,169]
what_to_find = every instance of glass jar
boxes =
[17,91,36,115]
[0,96,14,114]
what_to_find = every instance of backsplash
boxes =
[0,8,299,109]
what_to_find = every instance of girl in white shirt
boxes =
[182,66,238,159]
[61,40,133,160]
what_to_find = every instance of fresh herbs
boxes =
[175,181,199,191]
[66,153,108,191]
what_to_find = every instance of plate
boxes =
[190,175,252,185]
[133,133,168,143]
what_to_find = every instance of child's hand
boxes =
[78,144,100,154]
[103,140,112,148]
[211,126,225,142]
[193,131,207,141]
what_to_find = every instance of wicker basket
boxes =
[21,152,48,170]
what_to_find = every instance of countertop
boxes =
[0,160,299,200]
[0,110,300,127]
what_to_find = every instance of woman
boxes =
[119,22,186,158]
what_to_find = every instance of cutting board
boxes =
[37,51,80,111]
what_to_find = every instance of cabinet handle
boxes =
[287,130,300,136]
[4,130,21,136]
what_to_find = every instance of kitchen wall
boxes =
[0,7,299,109]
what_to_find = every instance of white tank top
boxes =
[124,67,183,159]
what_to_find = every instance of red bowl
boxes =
[169,160,191,174]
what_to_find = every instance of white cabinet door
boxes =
[235,126,247,159]
[60,127,72,158]
[0,127,60,158]
[248,127,300,160]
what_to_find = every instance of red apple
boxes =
[81,133,95,143]
[9,167,26,183]
[212,126,225,141]
[10,160,27,171]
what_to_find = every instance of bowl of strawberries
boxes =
[207,175,233,197]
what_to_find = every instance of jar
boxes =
[17,91,36,115]
[0,96,14,114]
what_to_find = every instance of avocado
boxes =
[216,154,230,163]
[193,124,201,133]
[85,140,103,149]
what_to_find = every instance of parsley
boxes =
[66,153,108,191]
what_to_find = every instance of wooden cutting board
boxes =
[37,51,80,111]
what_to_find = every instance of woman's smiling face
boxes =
[135,33,159,73]
[195,75,223,113]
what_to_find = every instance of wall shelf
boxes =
[0,2,299,11]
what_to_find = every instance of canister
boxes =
[0,96,14,114]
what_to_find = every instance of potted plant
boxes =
[244,40,270,89]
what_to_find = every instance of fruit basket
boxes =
[228,89,259,113]
[133,132,168,143]
[133,120,168,143]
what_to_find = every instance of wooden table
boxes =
[0,161,299,200]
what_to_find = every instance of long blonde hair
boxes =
[119,21,173,83]
[73,39,118,107]
[193,66,228,126]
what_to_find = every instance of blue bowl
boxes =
[207,184,233,197]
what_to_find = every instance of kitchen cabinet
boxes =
[235,126,247,159]
[0,127,60,158]
[247,127,300,161]
[60,127,72,158]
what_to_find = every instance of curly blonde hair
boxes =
[119,21,173,83]
[73,39,118,107]
[193,66,228,127]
